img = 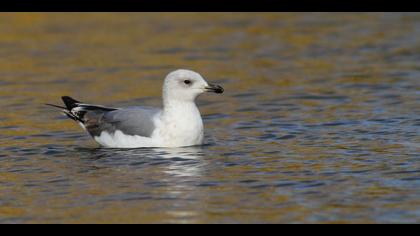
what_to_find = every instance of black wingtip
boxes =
[61,96,81,110]
[45,103,67,110]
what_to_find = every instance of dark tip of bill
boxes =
[214,85,224,94]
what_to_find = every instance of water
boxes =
[0,13,419,223]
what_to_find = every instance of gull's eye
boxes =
[184,80,192,85]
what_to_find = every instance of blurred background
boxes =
[0,13,419,223]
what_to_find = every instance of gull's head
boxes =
[163,69,223,102]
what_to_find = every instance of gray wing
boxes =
[84,106,160,138]
[51,96,160,138]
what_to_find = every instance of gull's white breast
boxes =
[152,103,204,147]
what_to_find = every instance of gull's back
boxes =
[95,106,160,138]
[49,96,160,140]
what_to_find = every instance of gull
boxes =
[46,69,224,148]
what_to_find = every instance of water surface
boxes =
[0,13,419,223]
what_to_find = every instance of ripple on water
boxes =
[277,134,296,140]
[40,146,70,157]
[100,192,152,202]
[233,121,266,129]
[16,148,40,156]
[232,92,261,98]
[197,181,220,187]
[235,106,259,113]
[288,94,349,101]
[2,124,21,129]
[204,113,230,120]
[400,177,420,181]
